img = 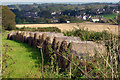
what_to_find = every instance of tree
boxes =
[2,6,16,30]
[58,15,68,23]
[38,10,51,18]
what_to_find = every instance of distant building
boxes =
[88,15,92,19]
[90,17,100,22]
[116,11,120,13]
[23,12,38,18]
[51,19,59,23]
[51,12,56,15]
[82,15,87,20]
[76,15,82,19]
[67,21,70,23]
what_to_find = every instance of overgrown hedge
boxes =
[16,27,61,33]
[63,28,112,41]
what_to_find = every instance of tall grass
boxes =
[63,28,120,78]
[63,28,112,41]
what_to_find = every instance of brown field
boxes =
[16,22,118,35]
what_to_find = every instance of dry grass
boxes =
[16,22,118,35]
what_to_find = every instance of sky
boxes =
[1,0,119,3]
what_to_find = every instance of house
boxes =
[116,11,120,14]
[76,15,82,19]
[51,12,56,15]
[90,17,100,22]
[51,19,59,23]
[66,21,70,23]
[82,15,87,20]
[23,12,38,18]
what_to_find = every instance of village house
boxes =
[66,21,70,23]
[23,12,39,18]
[82,15,87,20]
[76,15,82,19]
[90,17,100,22]
[51,12,56,15]
[116,11,120,14]
[51,19,59,23]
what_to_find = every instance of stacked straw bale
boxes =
[7,31,106,69]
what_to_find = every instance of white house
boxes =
[90,17,100,22]
[83,15,87,20]
[51,12,56,15]
[116,11,120,13]
[67,21,70,23]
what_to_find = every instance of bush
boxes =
[63,28,111,41]
[17,27,61,33]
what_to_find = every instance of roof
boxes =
[91,17,99,19]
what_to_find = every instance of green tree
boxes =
[58,15,69,23]
[2,6,16,30]
[38,10,51,18]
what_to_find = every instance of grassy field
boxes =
[2,32,42,78]
[100,14,117,19]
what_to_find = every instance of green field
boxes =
[100,14,117,19]
[2,32,42,78]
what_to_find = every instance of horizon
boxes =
[1,1,119,5]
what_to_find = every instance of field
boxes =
[100,14,117,19]
[2,32,42,78]
[16,22,118,35]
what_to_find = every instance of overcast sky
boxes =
[1,0,119,3]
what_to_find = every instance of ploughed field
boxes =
[16,22,118,35]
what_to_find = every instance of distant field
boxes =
[100,14,117,19]
[16,22,118,35]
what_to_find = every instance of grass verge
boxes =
[2,32,42,78]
